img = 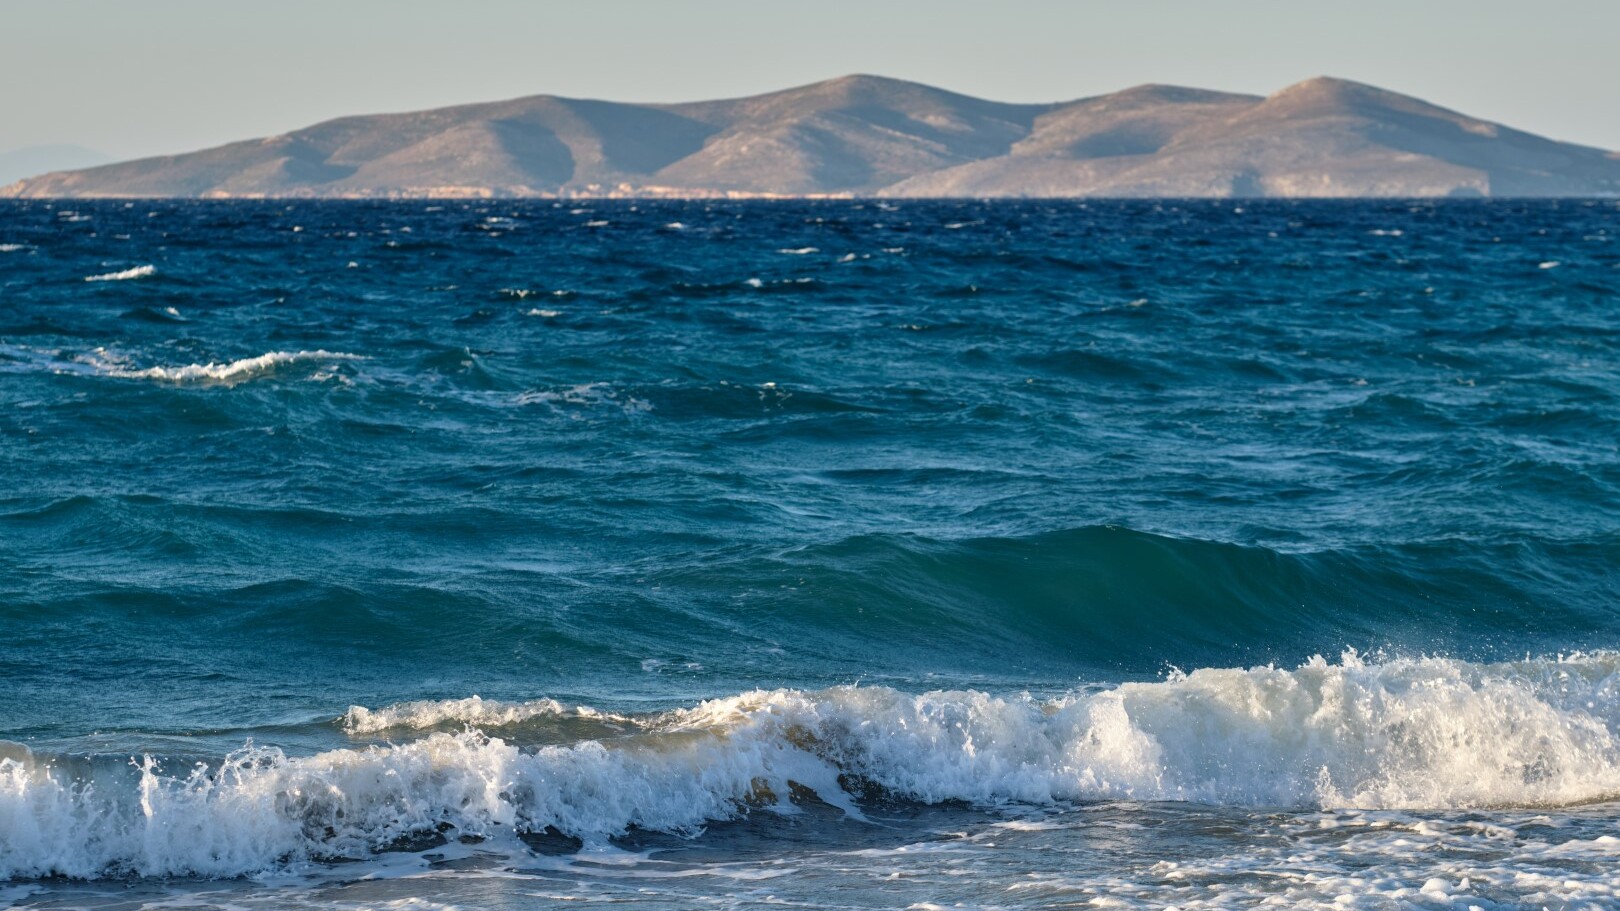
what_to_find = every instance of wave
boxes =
[639,526,1620,675]
[96,350,364,384]
[119,305,186,324]
[341,696,631,734]
[4,523,1613,683]
[84,265,155,282]
[6,653,1620,880]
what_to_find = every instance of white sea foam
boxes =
[6,653,1620,880]
[341,696,628,734]
[84,264,155,282]
[516,383,651,414]
[0,243,29,252]
[777,247,819,255]
[668,651,1620,810]
[93,350,364,384]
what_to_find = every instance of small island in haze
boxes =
[6,74,1619,199]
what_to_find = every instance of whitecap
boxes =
[84,264,154,282]
[516,382,651,414]
[94,350,364,384]
[777,247,819,255]
[7,653,1620,879]
[342,696,628,734]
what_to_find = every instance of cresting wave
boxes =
[4,653,1620,880]
[84,264,155,282]
[96,350,364,384]
[341,696,631,734]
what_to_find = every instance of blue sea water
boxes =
[1,198,1619,909]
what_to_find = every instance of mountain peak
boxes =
[1264,75,1403,108]
[1273,75,1376,94]
[759,73,991,107]
[820,73,915,89]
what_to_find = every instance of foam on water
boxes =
[669,651,1620,810]
[514,382,651,413]
[341,697,630,734]
[84,265,155,282]
[6,653,1620,880]
[92,350,364,384]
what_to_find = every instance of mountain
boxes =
[6,75,1618,198]
[0,145,112,186]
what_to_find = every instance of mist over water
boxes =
[2,199,1619,908]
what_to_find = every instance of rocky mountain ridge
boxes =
[7,75,1618,198]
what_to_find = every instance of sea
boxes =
[1,198,1618,910]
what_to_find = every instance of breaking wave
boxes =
[84,265,155,282]
[341,696,630,734]
[97,350,363,384]
[6,652,1620,880]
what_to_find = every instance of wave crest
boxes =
[5,653,1620,880]
[96,350,363,384]
[341,696,630,734]
[84,265,155,282]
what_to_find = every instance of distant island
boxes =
[7,75,1619,199]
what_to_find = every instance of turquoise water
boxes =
[2,199,1619,909]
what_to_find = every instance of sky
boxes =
[3,0,1618,164]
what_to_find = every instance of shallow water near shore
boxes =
[2,198,1619,908]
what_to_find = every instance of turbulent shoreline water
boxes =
[2,199,1618,909]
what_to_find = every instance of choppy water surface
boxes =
[2,199,1619,909]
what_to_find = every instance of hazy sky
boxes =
[4,0,1618,161]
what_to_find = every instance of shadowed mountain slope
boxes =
[7,75,1619,198]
